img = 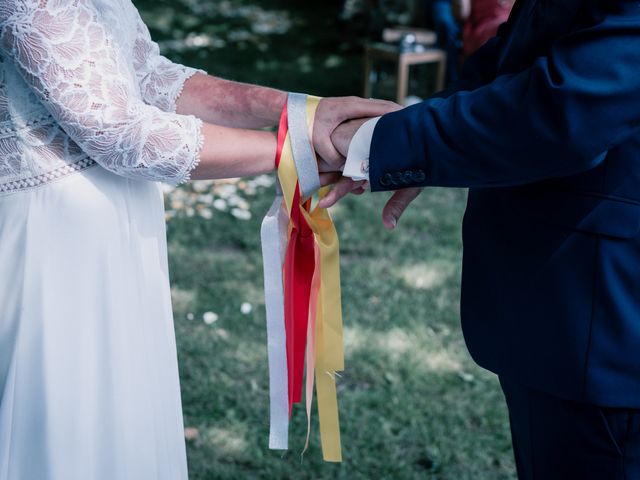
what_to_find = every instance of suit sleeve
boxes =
[431,21,507,99]
[368,2,639,191]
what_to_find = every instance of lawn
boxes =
[136,0,517,478]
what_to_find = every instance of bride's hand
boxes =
[313,97,400,170]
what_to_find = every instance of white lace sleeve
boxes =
[0,0,203,185]
[131,6,207,113]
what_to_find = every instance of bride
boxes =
[0,0,395,478]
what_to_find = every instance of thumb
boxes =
[382,188,423,230]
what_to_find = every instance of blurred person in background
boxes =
[427,0,462,85]
[454,0,514,58]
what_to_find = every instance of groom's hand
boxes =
[319,107,424,230]
[321,176,423,230]
[380,187,423,230]
[330,117,369,158]
[313,97,399,169]
[316,117,372,207]
[318,117,373,208]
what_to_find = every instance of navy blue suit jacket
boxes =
[369,0,640,407]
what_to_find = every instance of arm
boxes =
[0,0,277,185]
[175,74,287,129]
[129,4,399,165]
[175,77,400,169]
[130,6,286,128]
[368,1,640,191]
[319,23,508,211]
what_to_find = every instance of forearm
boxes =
[176,73,287,129]
[369,6,640,191]
[189,122,277,180]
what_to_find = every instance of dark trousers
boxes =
[499,376,640,479]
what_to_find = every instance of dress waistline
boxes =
[0,157,98,196]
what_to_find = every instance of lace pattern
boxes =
[0,0,208,192]
[0,157,97,194]
[132,12,207,114]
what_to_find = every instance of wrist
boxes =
[331,118,369,158]
[342,116,380,182]
[270,90,289,124]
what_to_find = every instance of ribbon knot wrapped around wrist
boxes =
[260,93,344,462]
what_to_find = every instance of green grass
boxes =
[134,0,517,478]
[166,187,515,480]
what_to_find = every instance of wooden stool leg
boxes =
[397,57,408,104]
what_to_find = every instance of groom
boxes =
[325,0,640,478]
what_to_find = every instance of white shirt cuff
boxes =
[342,116,381,182]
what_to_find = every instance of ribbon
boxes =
[261,93,344,462]
[260,106,291,450]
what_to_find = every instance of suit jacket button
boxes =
[380,173,392,186]
[402,171,413,184]
[391,172,403,185]
[412,169,426,182]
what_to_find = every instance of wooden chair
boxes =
[363,39,447,104]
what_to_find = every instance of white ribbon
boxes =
[287,92,321,200]
[260,184,290,450]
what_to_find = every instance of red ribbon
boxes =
[275,101,317,414]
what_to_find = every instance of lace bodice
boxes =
[0,0,207,194]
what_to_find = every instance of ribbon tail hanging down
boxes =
[262,93,345,462]
[261,99,291,451]
[260,192,290,451]
[294,95,345,462]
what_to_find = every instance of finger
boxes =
[317,156,344,174]
[313,100,346,166]
[329,120,363,159]
[318,177,361,208]
[315,98,397,166]
[319,172,342,187]
[351,186,366,195]
[313,117,346,167]
[315,131,345,167]
[337,97,403,121]
[382,188,423,230]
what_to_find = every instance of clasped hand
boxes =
[311,96,422,230]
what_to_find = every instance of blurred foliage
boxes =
[137,0,364,97]
[135,0,516,478]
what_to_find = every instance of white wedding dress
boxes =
[0,0,207,478]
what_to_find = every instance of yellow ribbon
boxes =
[276,95,344,462]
